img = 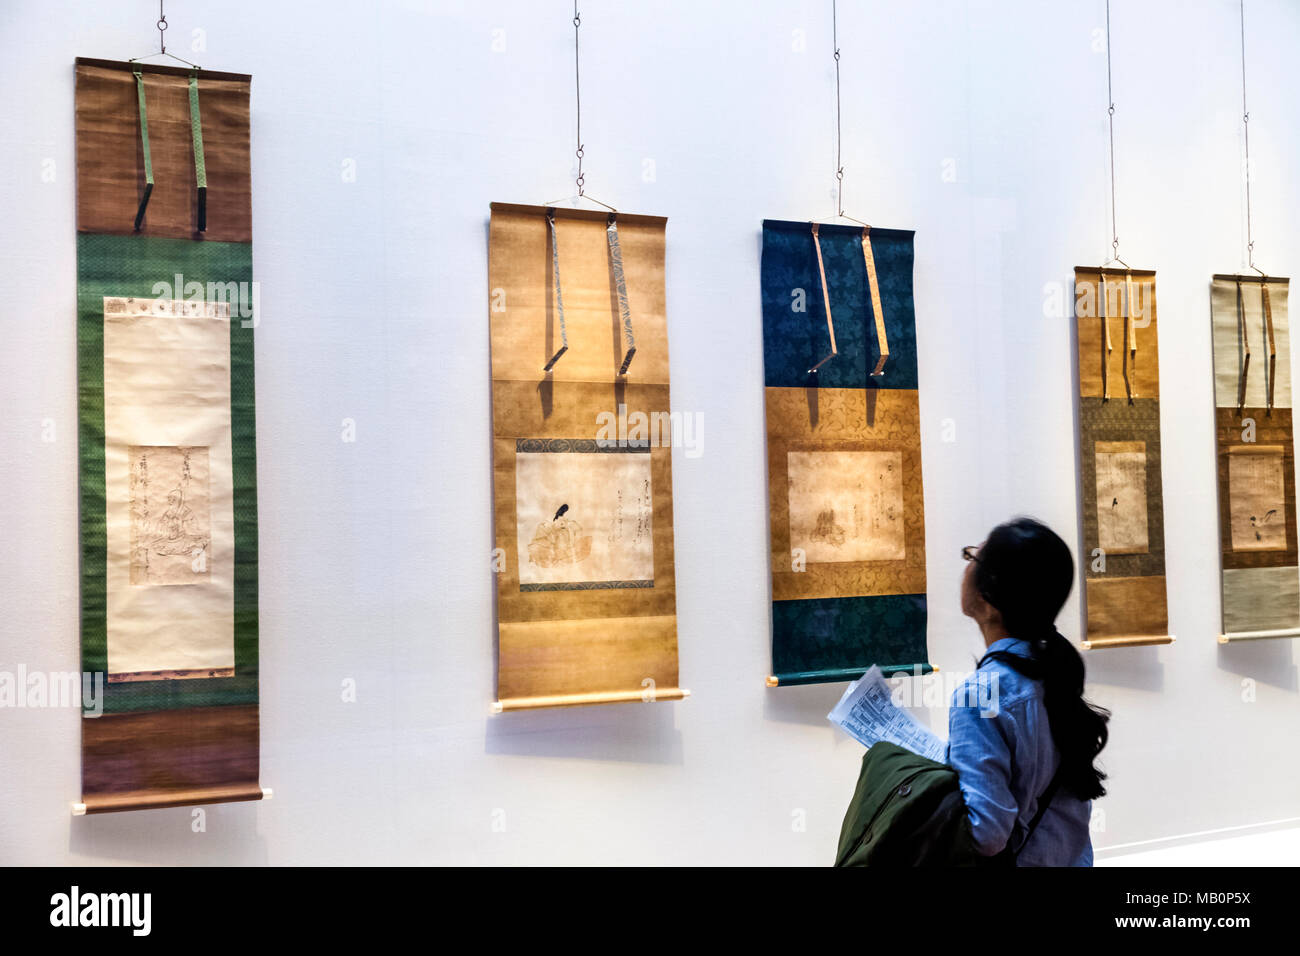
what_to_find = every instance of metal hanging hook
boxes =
[130,0,200,71]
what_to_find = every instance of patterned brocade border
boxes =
[1216,408,1298,569]
[766,387,926,601]
[516,437,651,454]
[1079,397,1166,579]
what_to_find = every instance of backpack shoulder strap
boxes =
[1010,766,1065,860]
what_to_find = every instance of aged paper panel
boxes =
[787,450,905,564]
[1229,446,1288,552]
[103,297,235,676]
[1095,440,1149,555]
[128,445,211,585]
[515,449,655,588]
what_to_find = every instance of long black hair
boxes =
[973,517,1111,800]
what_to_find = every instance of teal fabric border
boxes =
[775,663,935,686]
[77,232,258,714]
[771,593,930,685]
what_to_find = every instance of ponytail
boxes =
[981,625,1111,800]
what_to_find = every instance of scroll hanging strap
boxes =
[1100,275,1112,401]
[605,216,636,375]
[808,223,838,374]
[1123,273,1138,401]
[1236,279,1251,413]
[542,209,568,372]
[189,75,207,232]
[1263,282,1276,412]
[861,228,889,376]
[132,72,154,232]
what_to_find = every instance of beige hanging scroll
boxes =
[1073,268,1173,649]
[1210,275,1299,642]
[487,202,686,711]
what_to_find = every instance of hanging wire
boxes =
[545,3,613,211]
[1103,0,1126,267]
[824,0,867,227]
[573,2,584,197]
[1239,0,1263,275]
[833,0,844,216]
[130,0,201,70]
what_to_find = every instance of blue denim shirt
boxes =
[946,638,1094,866]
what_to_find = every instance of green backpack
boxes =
[834,742,1061,867]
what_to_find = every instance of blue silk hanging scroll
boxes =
[760,219,931,686]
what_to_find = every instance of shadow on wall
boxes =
[1217,638,1299,693]
[484,702,685,765]
[1079,645,1166,693]
[68,800,270,865]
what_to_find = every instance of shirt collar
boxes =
[986,636,1031,655]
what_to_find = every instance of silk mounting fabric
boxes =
[1072,268,1171,648]
[487,203,684,710]
[1209,275,1299,640]
[75,58,260,812]
[760,219,931,685]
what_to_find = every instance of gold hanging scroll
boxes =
[1073,268,1173,649]
[487,203,685,711]
[1210,275,1299,642]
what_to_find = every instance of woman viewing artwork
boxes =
[951,518,1110,866]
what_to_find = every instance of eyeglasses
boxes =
[961,545,981,563]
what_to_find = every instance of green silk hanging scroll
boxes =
[760,220,931,686]
[1072,267,1172,649]
[75,58,260,812]
[1210,275,1300,641]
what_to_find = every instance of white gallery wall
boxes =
[1,0,1299,865]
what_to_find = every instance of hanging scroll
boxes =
[1072,268,1171,648]
[760,220,930,686]
[75,58,260,812]
[1210,275,1299,641]
[487,202,684,711]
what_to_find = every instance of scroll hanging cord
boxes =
[1263,281,1276,412]
[543,209,568,372]
[861,228,888,376]
[606,216,636,375]
[189,75,207,232]
[1236,278,1251,413]
[808,223,838,374]
[133,72,154,231]
[1124,273,1138,401]
[1100,275,1111,401]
